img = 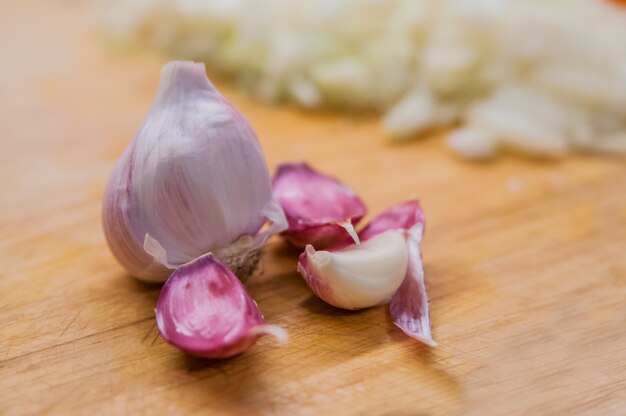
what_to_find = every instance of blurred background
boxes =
[101,0,626,159]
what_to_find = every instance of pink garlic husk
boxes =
[272,163,366,249]
[155,253,287,359]
[103,61,287,283]
[360,200,436,347]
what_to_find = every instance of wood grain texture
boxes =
[1,2,625,415]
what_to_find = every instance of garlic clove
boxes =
[272,162,366,249]
[103,61,286,282]
[155,253,287,359]
[297,230,408,310]
[360,200,435,347]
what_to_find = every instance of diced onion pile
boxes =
[104,0,626,159]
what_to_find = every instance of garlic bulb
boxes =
[155,253,287,359]
[103,61,287,282]
[298,231,409,310]
[272,163,365,249]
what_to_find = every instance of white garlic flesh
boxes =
[298,230,409,310]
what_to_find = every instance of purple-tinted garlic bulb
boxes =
[103,61,287,282]
[272,163,366,249]
[155,254,287,359]
[360,200,435,347]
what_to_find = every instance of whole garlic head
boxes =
[103,61,286,282]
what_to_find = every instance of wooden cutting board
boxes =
[1,2,625,415]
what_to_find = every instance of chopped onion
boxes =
[104,0,626,158]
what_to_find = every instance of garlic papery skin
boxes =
[155,253,287,359]
[359,199,426,241]
[103,61,287,282]
[360,200,436,347]
[297,230,409,310]
[272,162,366,249]
[390,225,436,347]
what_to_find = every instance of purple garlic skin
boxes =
[272,163,366,249]
[359,199,426,241]
[103,61,286,282]
[155,253,286,359]
[360,200,436,347]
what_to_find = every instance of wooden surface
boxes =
[1,2,626,415]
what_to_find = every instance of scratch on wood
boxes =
[38,386,69,415]
[60,308,83,338]
[141,323,154,344]
[215,365,229,378]
[0,316,154,366]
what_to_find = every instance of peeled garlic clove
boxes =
[297,231,408,310]
[103,61,287,282]
[360,200,435,347]
[272,162,366,249]
[155,253,287,359]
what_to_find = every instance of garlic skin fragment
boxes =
[389,227,436,347]
[298,231,409,310]
[359,199,426,241]
[272,162,366,249]
[103,61,287,282]
[360,200,436,347]
[155,253,287,359]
